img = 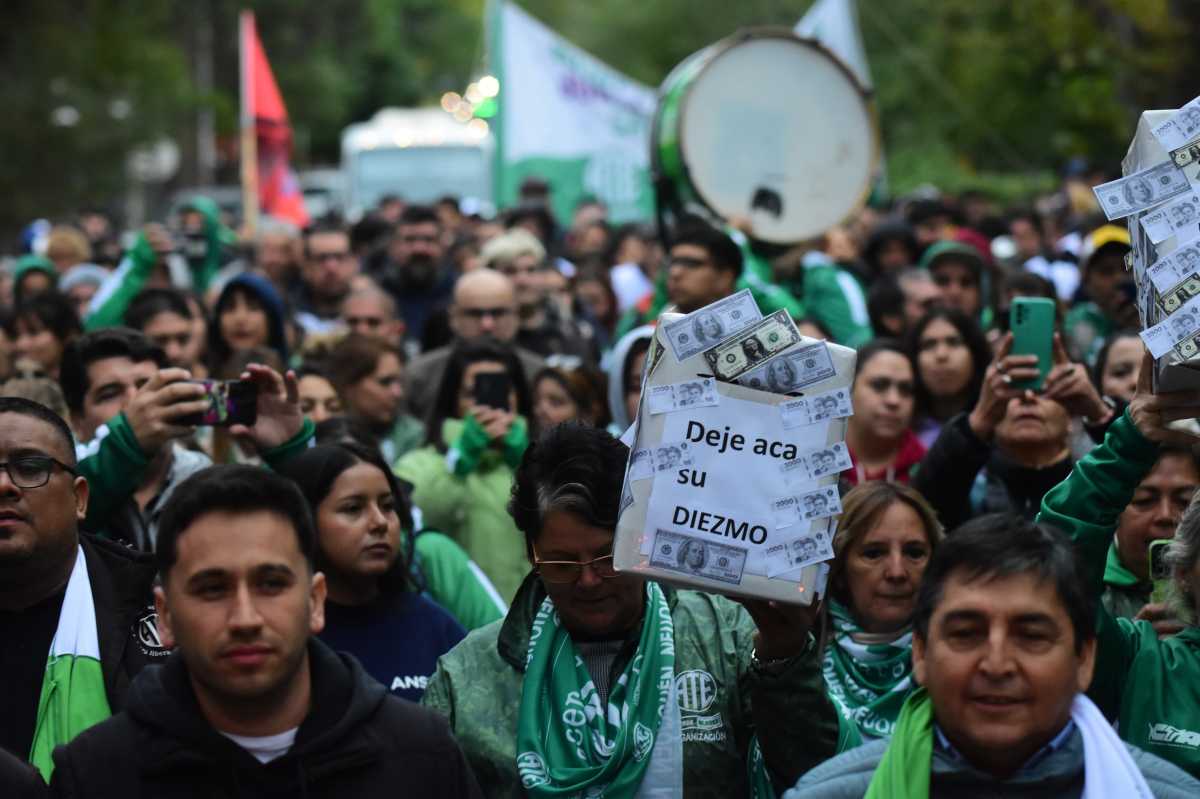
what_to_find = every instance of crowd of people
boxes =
[3,170,1200,797]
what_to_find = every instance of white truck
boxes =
[340,107,493,219]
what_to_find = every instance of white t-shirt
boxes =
[218,727,299,764]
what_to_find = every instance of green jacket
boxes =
[394,418,530,604]
[422,574,846,797]
[1102,543,1151,620]
[413,530,507,631]
[1038,410,1200,779]
[86,196,233,330]
[75,414,316,536]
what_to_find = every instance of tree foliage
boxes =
[3,0,1200,241]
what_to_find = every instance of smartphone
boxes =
[1009,297,1056,391]
[177,380,258,427]
[473,372,512,411]
[1149,539,1174,605]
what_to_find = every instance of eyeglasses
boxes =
[0,455,77,489]
[532,543,617,584]
[311,251,351,263]
[459,307,514,320]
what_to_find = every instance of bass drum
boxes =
[653,28,878,245]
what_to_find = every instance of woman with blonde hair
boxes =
[821,481,944,740]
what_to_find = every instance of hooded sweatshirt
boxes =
[605,324,656,434]
[49,639,482,798]
[209,271,290,368]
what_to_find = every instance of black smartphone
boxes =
[177,380,258,427]
[473,372,511,411]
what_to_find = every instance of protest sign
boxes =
[614,312,857,604]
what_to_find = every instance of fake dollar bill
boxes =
[663,288,763,362]
[702,310,802,382]
[1141,294,1200,358]
[648,528,747,585]
[779,388,853,429]
[1174,333,1200,360]
[647,378,719,414]
[1173,137,1200,169]
[764,520,834,578]
[1153,97,1200,151]
[779,441,853,485]
[650,440,696,474]
[1140,191,1200,245]
[1158,275,1200,315]
[771,485,842,529]
[739,341,837,395]
[1093,161,1190,221]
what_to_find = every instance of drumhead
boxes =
[665,31,877,244]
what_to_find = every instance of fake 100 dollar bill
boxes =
[662,288,763,363]
[648,528,747,586]
[739,341,837,395]
[702,309,801,382]
[1092,160,1190,221]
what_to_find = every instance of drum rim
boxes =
[656,26,882,244]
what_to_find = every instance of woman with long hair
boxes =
[844,339,926,486]
[907,308,991,448]
[280,441,465,701]
[395,338,533,602]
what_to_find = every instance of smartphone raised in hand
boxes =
[1149,538,1174,605]
[1009,297,1056,391]
[473,372,512,412]
[176,379,258,427]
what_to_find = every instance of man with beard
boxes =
[379,205,456,347]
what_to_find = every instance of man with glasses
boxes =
[481,228,597,363]
[296,219,359,335]
[424,423,850,797]
[405,269,544,421]
[665,221,742,315]
[0,397,159,780]
[380,205,456,346]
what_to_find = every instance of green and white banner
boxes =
[492,1,656,223]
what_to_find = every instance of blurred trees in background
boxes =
[4,0,1200,239]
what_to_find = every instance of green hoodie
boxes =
[394,417,531,604]
[85,195,234,331]
[423,574,848,797]
[1038,411,1200,779]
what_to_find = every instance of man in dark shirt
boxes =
[0,397,159,778]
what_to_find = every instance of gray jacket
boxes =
[784,730,1200,798]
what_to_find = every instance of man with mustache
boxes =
[0,397,158,781]
[380,204,456,348]
[48,465,481,797]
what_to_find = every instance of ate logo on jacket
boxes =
[132,606,171,658]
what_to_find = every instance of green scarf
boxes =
[29,547,112,780]
[823,600,914,740]
[516,582,675,797]
[864,688,933,799]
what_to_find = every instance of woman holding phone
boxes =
[394,339,533,603]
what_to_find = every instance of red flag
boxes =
[240,11,309,227]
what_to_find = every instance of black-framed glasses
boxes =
[531,543,617,584]
[667,255,711,270]
[0,455,77,489]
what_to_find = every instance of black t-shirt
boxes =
[0,587,67,759]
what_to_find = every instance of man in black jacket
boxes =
[0,397,162,779]
[49,464,481,798]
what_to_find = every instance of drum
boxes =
[653,28,878,244]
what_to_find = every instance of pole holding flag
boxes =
[239,10,309,234]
